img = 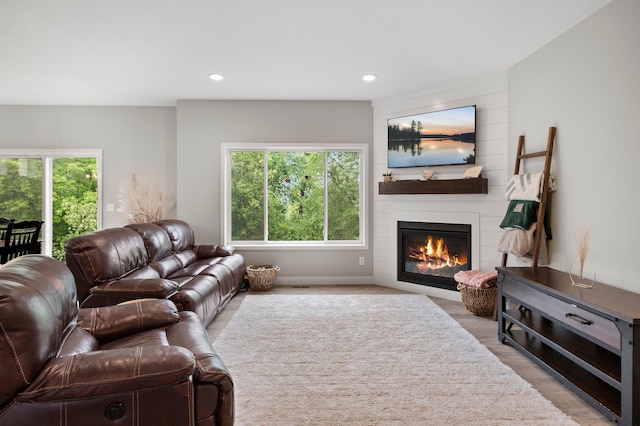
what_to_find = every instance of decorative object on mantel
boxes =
[569,225,595,289]
[421,169,434,180]
[382,170,393,184]
[463,165,483,179]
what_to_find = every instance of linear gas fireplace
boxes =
[397,221,471,291]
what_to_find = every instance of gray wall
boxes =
[508,0,639,291]
[0,106,177,228]
[176,100,374,284]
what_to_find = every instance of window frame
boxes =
[221,143,367,250]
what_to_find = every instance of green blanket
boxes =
[500,200,551,240]
[500,200,539,230]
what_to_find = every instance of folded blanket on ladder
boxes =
[506,172,543,201]
[497,223,549,264]
[500,200,539,230]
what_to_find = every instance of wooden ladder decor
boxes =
[501,126,556,268]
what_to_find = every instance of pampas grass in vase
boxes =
[118,174,166,224]
[570,225,595,288]
[577,226,590,279]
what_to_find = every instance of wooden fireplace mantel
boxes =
[378,177,488,195]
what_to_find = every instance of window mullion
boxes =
[263,151,269,242]
[42,157,53,256]
[323,152,328,242]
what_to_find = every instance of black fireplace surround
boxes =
[397,221,472,291]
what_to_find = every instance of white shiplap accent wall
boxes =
[372,73,509,301]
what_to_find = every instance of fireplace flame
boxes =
[408,236,467,270]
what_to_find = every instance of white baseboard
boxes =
[275,276,375,286]
[272,276,462,302]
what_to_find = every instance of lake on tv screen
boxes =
[388,139,474,167]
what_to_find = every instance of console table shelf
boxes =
[378,177,487,195]
[497,267,640,425]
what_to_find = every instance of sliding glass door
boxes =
[0,150,102,260]
[0,157,43,221]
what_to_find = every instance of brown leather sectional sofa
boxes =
[0,255,234,425]
[64,219,245,327]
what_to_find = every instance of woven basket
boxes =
[246,264,280,291]
[457,283,498,316]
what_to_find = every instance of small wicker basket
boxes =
[246,264,280,291]
[457,283,498,316]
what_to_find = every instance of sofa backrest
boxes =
[65,227,149,283]
[64,227,149,301]
[154,220,195,253]
[0,255,78,407]
[125,223,173,261]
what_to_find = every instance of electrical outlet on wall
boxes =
[359,256,365,266]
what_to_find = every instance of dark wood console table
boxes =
[497,267,640,425]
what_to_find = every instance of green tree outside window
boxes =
[229,149,361,243]
[0,157,97,261]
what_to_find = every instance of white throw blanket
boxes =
[506,172,543,201]
[506,172,557,202]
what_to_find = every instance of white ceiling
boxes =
[1,0,611,106]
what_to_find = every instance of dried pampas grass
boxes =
[576,225,591,279]
[118,174,165,224]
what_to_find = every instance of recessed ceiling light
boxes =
[209,73,224,81]
[362,74,377,82]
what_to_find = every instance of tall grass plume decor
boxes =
[118,174,166,224]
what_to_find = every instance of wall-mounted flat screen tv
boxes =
[387,105,476,168]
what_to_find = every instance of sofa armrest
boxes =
[77,299,180,343]
[167,311,233,388]
[89,278,179,299]
[17,346,195,402]
[194,244,235,258]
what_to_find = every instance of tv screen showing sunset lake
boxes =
[387,105,476,168]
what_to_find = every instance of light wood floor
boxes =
[208,285,613,426]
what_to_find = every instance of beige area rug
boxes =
[212,294,578,425]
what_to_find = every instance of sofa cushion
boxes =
[201,263,235,296]
[195,244,235,258]
[169,275,221,325]
[79,299,180,345]
[173,258,211,277]
[149,254,184,278]
[175,249,199,268]
[155,219,195,252]
[89,278,179,300]
[64,227,148,283]
[125,223,173,261]
[57,328,100,357]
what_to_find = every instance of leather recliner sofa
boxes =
[64,219,245,326]
[0,255,234,425]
